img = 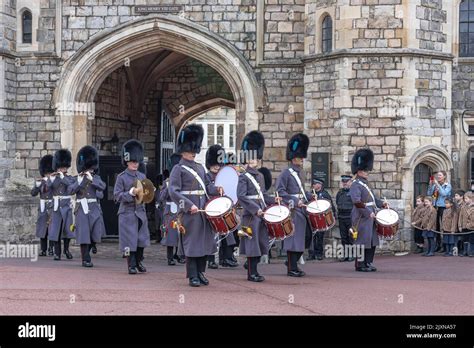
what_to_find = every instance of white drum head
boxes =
[215,166,239,205]
[264,205,290,222]
[306,199,331,213]
[376,209,399,226]
[206,196,233,217]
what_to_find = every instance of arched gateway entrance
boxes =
[53,15,264,235]
[53,15,264,171]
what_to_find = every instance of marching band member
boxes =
[168,124,223,287]
[70,146,106,268]
[48,149,75,261]
[275,133,311,277]
[336,175,355,261]
[205,144,238,268]
[349,148,386,272]
[31,155,54,257]
[158,153,185,266]
[113,140,151,274]
[309,178,336,261]
[237,131,278,282]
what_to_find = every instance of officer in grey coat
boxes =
[168,124,222,287]
[48,149,75,261]
[31,155,54,257]
[158,153,185,266]
[113,139,151,275]
[237,131,278,282]
[336,175,354,262]
[349,148,386,272]
[205,144,238,269]
[70,146,106,268]
[276,133,312,277]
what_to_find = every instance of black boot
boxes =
[80,244,93,267]
[128,252,138,274]
[186,257,200,287]
[247,257,264,282]
[207,254,218,269]
[63,239,73,259]
[461,242,469,257]
[136,247,146,272]
[91,242,97,254]
[53,240,61,260]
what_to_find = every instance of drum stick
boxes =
[197,209,220,214]
[263,212,281,218]
[376,217,392,225]
[275,191,282,212]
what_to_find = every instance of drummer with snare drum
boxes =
[205,144,238,269]
[237,131,280,282]
[349,148,388,273]
[309,177,336,261]
[275,133,312,277]
[168,124,223,287]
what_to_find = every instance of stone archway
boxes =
[53,15,264,171]
[400,145,454,226]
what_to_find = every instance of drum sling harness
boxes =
[289,168,309,203]
[181,165,209,199]
[244,172,266,208]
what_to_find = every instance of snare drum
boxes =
[205,196,239,235]
[375,208,399,238]
[263,205,294,240]
[306,199,335,232]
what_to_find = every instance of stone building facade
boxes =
[0,0,473,252]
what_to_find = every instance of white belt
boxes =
[76,198,97,215]
[181,190,206,195]
[246,195,260,199]
[53,195,71,211]
[365,202,375,207]
[291,194,304,198]
[166,201,178,213]
[39,199,52,213]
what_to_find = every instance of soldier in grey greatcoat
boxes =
[113,139,151,275]
[48,149,75,261]
[158,153,185,266]
[70,146,106,268]
[276,133,312,277]
[31,155,54,257]
[237,131,279,282]
[349,148,387,272]
[205,144,238,269]
[168,124,222,287]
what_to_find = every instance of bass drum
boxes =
[215,166,240,205]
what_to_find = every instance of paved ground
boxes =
[0,241,473,315]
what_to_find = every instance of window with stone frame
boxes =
[321,15,333,54]
[460,0,474,57]
[21,9,32,44]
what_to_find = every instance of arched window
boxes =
[460,0,474,57]
[22,10,32,44]
[321,15,333,53]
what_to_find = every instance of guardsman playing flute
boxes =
[70,146,106,268]
[48,149,75,261]
[31,155,54,257]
